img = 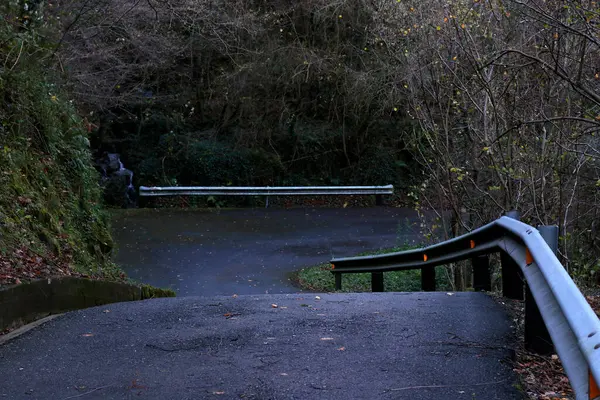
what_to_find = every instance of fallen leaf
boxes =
[280,373,288,376]
[446,293,454,296]
[103,310,110,313]
[271,304,278,308]
[130,379,145,389]
[551,354,559,360]
[337,347,345,351]
[232,294,238,298]
[82,333,94,337]
[212,391,225,395]
[315,296,321,300]
[320,337,334,341]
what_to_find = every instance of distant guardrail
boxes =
[139,185,394,206]
[330,212,600,400]
[139,185,394,196]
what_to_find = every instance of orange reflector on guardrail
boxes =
[470,240,475,249]
[331,264,335,270]
[423,254,428,262]
[590,372,600,399]
[525,249,533,265]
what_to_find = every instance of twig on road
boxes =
[384,379,507,393]
[61,385,112,399]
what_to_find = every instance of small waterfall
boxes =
[95,152,136,207]
[128,170,134,190]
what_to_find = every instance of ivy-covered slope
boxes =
[0,3,122,286]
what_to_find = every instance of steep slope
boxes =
[0,3,122,286]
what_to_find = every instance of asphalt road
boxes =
[0,293,521,400]
[111,208,426,296]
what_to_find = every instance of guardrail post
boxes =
[524,225,557,354]
[375,194,383,206]
[334,272,342,290]
[501,210,524,300]
[371,272,384,292]
[421,267,436,291]
[472,255,491,291]
[138,194,147,208]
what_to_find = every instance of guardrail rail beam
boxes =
[138,185,394,208]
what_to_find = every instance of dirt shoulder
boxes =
[492,292,600,400]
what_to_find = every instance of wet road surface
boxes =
[111,208,424,296]
[0,293,520,400]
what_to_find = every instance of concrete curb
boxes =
[0,277,175,332]
[0,314,63,346]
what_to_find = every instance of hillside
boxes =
[0,2,122,286]
[51,0,600,282]
[1,0,599,285]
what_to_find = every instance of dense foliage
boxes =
[9,0,600,285]
[0,1,120,285]
[52,0,416,189]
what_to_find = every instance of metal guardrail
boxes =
[139,185,394,197]
[138,185,394,207]
[331,215,600,400]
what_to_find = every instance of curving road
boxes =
[0,208,521,400]
[111,208,425,296]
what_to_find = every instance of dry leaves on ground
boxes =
[496,293,600,399]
